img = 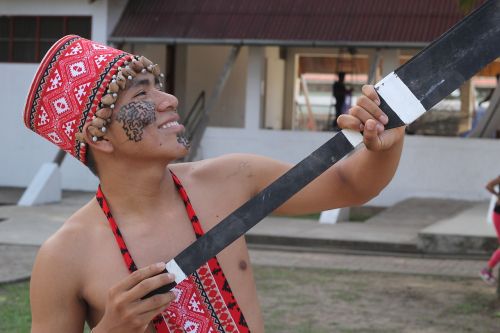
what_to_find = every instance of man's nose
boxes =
[157,93,179,112]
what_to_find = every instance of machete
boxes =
[145,0,500,297]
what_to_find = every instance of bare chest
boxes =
[81,209,263,331]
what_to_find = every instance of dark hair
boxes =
[86,148,99,177]
[338,72,346,81]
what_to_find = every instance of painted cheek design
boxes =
[116,100,157,142]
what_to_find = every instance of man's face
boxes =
[105,72,189,162]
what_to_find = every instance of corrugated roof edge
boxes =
[107,37,429,49]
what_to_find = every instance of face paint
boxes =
[116,101,156,142]
[177,133,190,149]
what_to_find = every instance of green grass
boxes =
[446,292,492,315]
[0,281,31,333]
[278,206,385,222]
[279,212,321,220]
[0,281,91,333]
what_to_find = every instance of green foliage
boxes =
[458,0,482,13]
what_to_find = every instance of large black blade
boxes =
[380,0,500,131]
[397,0,500,111]
[147,0,500,296]
[174,131,360,273]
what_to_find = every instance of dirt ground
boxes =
[2,264,499,332]
[254,266,500,333]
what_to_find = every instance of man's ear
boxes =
[82,122,114,154]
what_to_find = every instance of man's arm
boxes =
[30,229,87,333]
[30,221,176,333]
[244,85,404,216]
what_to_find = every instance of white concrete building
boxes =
[1,0,128,193]
[1,0,500,206]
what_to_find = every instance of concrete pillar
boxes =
[380,49,400,77]
[283,49,297,130]
[319,208,350,224]
[264,47,285,130]
[106,0,129,37]
[459,79,475,133]
[174,45,188,117]
[245,46,265,130]
[367,49,382,84]
[18,163,61,206]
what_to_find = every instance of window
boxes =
[0,16,91,63]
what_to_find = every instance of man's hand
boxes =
[93,262,176,333]
[337,85,405,151]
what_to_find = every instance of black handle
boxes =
[142,269,178,299]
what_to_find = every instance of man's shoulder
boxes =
[172,153,263,179]
[30,202,102,317]
[37,199,101,265]
[170,153,290,195]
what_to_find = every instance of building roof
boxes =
[110,0,480,47]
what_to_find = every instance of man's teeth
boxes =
[161,121,179,129]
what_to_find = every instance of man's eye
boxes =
[134,91,146,98]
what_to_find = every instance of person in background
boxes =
[331,72,352,130]
[478,74,499,107]
[480,175,500,285]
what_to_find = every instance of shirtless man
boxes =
[26,36,405,333]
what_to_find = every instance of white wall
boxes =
[200,128,500,206]
[383,135,498,204]
[0,0,112,190]
[0,64,98,190]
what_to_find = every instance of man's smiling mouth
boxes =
[160,121,180,129]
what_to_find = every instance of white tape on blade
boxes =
[342,129,363,148]
[166,259,187,284]
[375,72,426,124]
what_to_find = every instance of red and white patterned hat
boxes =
[24,35,134,164]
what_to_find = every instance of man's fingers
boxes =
[363,119,383,151]
[114,262,166,292]
[134,305,172,329]
[349,106,378,125]
[340,84,402,152]
[360,85,388,125]
[357,95,388,125]
[101,264,175,331]
[125,272,176,302]
[131,294,178,330]
[134,291,176,316]
[337,114,363,131]
[361,85,380,106]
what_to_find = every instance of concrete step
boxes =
[418,201,497,254]
[247,199,497,256]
